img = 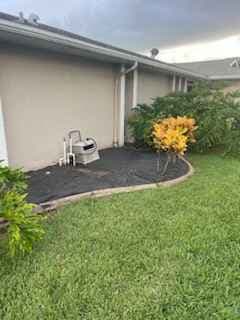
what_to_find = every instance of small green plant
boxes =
[0,163,27,194]
[0,164,45,256]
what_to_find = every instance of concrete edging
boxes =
[36,157,194,213]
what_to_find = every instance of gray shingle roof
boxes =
[0,11,207,79]
[176,58,240,78]
[0,11,146,61]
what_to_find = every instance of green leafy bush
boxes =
[0,164,27,194]
[128,81,240,154]
[0,164,44,256]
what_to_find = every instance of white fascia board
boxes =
[0,18,208,80]
[210,75,240,80]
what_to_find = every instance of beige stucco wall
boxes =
[138,69,172,104]
[125,68,172,142]
[221,80,240,94]
[125,69,172,117]
[0,46,116,170]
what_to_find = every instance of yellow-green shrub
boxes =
[152,116,197,155]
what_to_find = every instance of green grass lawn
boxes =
[1,154,240,319]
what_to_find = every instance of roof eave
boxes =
[210,75,240,80]
[0,17,207,80]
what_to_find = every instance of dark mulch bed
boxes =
[27,147,189,204]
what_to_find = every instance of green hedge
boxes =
[128,81,240,154]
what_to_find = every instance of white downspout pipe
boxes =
[132,67,138,108]
[124,61,138,75]
[178,77,182,92]
[172,74,176,92]
[118,64,126,147]
[0,97,8,166]
[115,61,138,147]
[184,78,188,93]
[113,74,119,148]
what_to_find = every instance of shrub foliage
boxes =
[0,164,44,256]
[152,116,197,155]
[128,81,240,154]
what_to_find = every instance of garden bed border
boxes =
[35,157,194,213]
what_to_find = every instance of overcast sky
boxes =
[2,0,240,62]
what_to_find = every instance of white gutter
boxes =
[210,75,240,80]
[0,98,8,166]
[0,18,207,80]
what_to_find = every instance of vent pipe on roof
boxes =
[150,48,159,59]
[230,58,240,68]
[18,12,25,23]
[28,13,40,26]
